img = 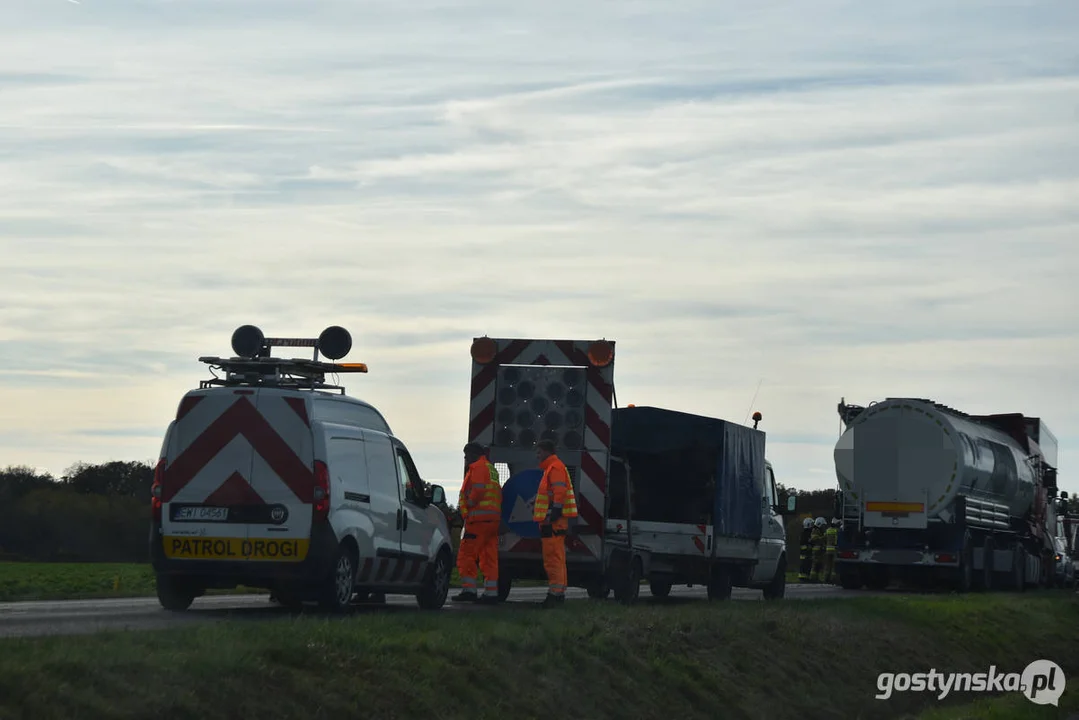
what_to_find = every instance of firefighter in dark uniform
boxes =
[798,517,813,582]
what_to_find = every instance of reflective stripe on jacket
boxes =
[460,457,501,524]
[533,455,578,522]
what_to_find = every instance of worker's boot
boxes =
[540,593,564,608]
[452,590,478,602]
[476,593,499,605]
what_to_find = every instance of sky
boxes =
[1,0,1077,504]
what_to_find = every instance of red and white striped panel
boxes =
[163,391,315,507]
[468,338,615,560]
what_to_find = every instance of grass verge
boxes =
[0,591,1076,719]
[0,562,546,602]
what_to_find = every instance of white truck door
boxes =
[753,463,785,583]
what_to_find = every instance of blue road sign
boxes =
[501,469,542,538]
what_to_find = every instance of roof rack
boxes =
[197,325,367,393]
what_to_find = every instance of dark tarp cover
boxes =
[611,406,765,540]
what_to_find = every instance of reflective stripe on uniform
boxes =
[533,459,578,522]
[460,576,476,590]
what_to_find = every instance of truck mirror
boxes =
[429,485,446,506]
[786,495,797,514]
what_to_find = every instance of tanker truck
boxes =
[831,397,1062,592]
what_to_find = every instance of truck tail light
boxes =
[935,553,956,563]
[838,550,857,559]
[314,460,330,519]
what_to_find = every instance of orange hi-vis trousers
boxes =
[541,518,569,596]
[457,521,499,596]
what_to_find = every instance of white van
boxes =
[149,326,454,612]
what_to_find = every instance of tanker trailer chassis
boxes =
[835,494,1045,592]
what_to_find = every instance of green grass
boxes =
[0,591,1075,719]
[0,562,540,602]
[0,562,162,602]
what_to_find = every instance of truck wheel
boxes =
[417,549,452,610]
[155,574,197,612]
[320,545,357,612]
[707,565,732,600]
[981,537,994,591]
[614,557,642,605]
[586,580,610,600]
[649,579,672,598]
[1012,544,1026,591]
[497,574,512,603]
[955,537,974,593]
[762,555,786,600]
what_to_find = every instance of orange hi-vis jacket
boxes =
[459,457,501,526]
[533,455,578,523]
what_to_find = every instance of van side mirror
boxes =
[429,485,446,506]
[782,495,797,514]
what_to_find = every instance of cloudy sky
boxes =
[2,0,1077,502]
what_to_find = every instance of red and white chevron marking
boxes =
[468,339,615,559]
[161,391,316,541]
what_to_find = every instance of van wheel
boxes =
[320,546,357,612]
[762,555,786,600]
[156,574,197,612]
[417,550,452,610]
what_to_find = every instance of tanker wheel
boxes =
[838,568,863,590]
[955,535,974,593]
[865,565,889,590]
[1011,543,1026,591]
[981,537,994,591]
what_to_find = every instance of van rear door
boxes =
[244,388,316,563]
[160,388,258,560]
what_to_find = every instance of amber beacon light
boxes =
[587,339,613,367]
[470,336,498,364]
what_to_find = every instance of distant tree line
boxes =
[0,462,832,563]
[0,462,156,562]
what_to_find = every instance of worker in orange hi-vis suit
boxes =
[532,439,578,608]
[452,442,502,604]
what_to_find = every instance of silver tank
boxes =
[835,398,1037,521]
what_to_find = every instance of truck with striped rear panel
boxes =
[467,337,796,603]
[834,397,1064,592]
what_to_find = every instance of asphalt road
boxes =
[0,583,884,639]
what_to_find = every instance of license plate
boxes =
[163,536,309,561]
[171,506,229,522]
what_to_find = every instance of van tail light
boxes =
[151,458,165,521]
[313,460,330,519]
